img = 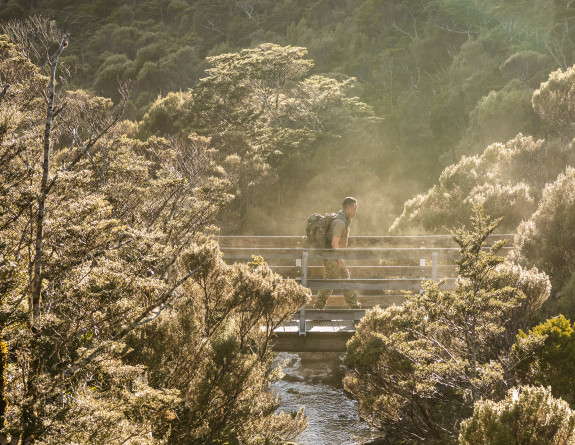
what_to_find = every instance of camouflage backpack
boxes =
[304,213,338,248]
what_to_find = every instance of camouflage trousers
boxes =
[313,259,360,309]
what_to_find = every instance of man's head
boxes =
[343,197,358,218]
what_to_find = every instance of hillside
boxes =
[3,0,574,234]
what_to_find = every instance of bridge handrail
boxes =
[218,234,515,248]
[221,246,512,261]
[218,234,515,337]
[271,265,458,278]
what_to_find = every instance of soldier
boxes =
[313,197,361,309]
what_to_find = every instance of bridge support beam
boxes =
[271,331,354,352]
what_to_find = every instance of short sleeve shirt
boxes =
[330,214,350,248]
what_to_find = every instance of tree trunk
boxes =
[29,34,69,319]
[23,34,69,445]
[0,336,7,441]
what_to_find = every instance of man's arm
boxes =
[331,235,344,268]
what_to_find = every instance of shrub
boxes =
[513,315,575,406]
[512,166,575,316]
[344,207,550,443]
[390,134,571,234]
[459,385,575,445]
[532,65,575,140]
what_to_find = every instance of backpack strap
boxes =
[334,211,351,229]
[328,211,350,244]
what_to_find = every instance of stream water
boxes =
[272,352,380,445]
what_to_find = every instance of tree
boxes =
[512,166,575,314]
[137,43,378,233]
[461,79,541,153]
[344,207,550,443]
[390,133,570,234]
[193,43,314,136]
[1,26,309,443]
[532,65,575,140]
[0,26,180,441]
[126,248,309,444]
[459,385,575,445]
[513,315,575,406]
[2,18,70,319]
[138,91,195,139]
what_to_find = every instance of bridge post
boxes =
[299,251,309,336]
[419,243,425,293]
[432,251,438,282]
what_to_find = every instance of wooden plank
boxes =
[270,265,458,279]
[304,294,407,308]
[305,278,456,291]
[217,236,305,248]
[271,331,354,352]
[218,234,514,248]
[221,246,512,261]
[348,234,514,248]
[291,309,366,321]
[221,247,303,260]
[308,319,356,332]
[272,320,355,333]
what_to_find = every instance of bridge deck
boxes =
[271,320,357,352]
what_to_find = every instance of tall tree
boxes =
[344,207,550,443]
[0,26,309,443]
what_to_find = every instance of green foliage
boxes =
[513,315,575,406]
[137,90,195,139]
[344,207,550,443]
[459,385,575,445]
[4,1,575,440]
[126,243,310,443]
[139,42,378,233]
[513,166,575,310]
[558,272,575,324]
[500,50,553,89]
[462,79,541,153]
[0,1,26,21]
[3,0,571,233]
[533,65,575,139]
[391,134,572,234]
[0,31,309,444]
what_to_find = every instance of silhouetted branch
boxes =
[0,84,9,102]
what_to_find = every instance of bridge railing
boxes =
[218,235,513,293]
[218,234,515,337]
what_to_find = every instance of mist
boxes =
[235,126,436,236]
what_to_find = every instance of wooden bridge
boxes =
[219,234,514,352]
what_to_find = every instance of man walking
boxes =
[313,197,361,309]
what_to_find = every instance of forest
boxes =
[2,0,575,443]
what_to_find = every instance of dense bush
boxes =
[532,65,575,140]
[513,315,575,406]
[344,208,550,443]
[0,28,310,444]
[4,0,573,231]
[459,385,575,445]
[512,166,575,315]
[137,42,380,233]
[390,134,572,234]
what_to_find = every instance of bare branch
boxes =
[1,16,65,68]
[0,84,9,102]
[29,32,70,318]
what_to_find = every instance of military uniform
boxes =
[313,210,360,309]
